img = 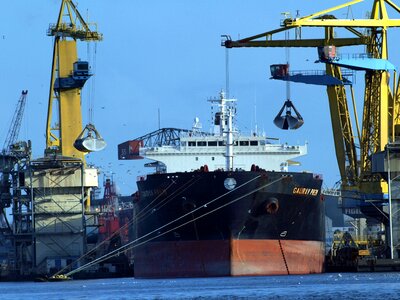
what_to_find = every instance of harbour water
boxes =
[0,272,399,299]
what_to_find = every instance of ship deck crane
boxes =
[223,0,400,201]
[46,0,105,161]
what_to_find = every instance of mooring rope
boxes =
[52,177,180,276]
[54,175,203,277]
[64,175,285,277]
[135,175,202,222]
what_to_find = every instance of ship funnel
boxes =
[74,123,107,152]
[273,99,304,130]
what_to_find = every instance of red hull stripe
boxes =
[134,239,324,278]
[231,239,325,276]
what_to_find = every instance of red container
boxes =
[118,140,144,160]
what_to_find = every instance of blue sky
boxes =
[1,0,399,195]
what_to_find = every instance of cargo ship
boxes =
[119,91,324,278]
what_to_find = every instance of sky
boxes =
[1,0,400,196]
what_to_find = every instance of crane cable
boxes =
[285,27,291,103]
[87,42,97,124]
[64,175,265,276]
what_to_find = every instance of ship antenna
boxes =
[254,90,258,135]
[221,35,230,98]
[158,108,161,130]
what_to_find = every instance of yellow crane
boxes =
[46,0,105,161]
[223,0,400,199]
[8,0,106,277]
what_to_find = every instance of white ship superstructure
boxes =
[138,92,307,173]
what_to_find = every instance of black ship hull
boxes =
[134,170,324,278]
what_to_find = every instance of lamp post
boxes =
[387,145,400,259]
[387,146,394,259]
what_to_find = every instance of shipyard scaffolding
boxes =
[0,90,32,277]
[0,142,32,277]
[27,157,98,275]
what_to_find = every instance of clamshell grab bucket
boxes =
[74,123,107,152]
[273,99,304,130]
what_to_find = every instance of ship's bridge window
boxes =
[181,141,187,146]
[239,141,249,146]
[197,141,207,146]
[208,141,217,146]
[188,141,196,147]
[260,140,266,146]
[250,141,258,146]
[218,141,225,146]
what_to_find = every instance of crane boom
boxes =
[3,90,28,154]
[223,0,400,197]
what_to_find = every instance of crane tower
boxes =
[9,1,105,277]
[46,0,105,160]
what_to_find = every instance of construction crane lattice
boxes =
[3,90,28,155]
[223,0,400,198]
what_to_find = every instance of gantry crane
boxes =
[46,0,105,161]
[223,0,400,202]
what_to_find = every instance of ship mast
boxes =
[225,95,235,171]
[213,91,236,171]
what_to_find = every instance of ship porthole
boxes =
[224,177,237,190]
[265,198,279,214]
